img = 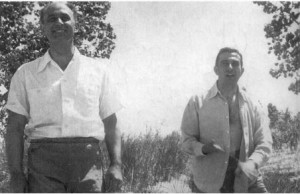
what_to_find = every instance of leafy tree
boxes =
[254,2,300,94]
[268,103,300,151]
[0,2,116,136]
[267,103,280,129]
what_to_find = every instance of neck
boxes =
[217,80,238,99]
[49,41,75,70]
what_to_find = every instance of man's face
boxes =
[41,3,76,43]
[214,52,244,85]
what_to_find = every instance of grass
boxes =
[0,131,299,193]
[261,149,300,193]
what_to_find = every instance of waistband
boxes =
[30,137,100,144]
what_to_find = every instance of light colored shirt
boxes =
[181,83,272,193]
[6,48,122,141]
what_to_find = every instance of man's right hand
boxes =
[10,172,28,193]
[202,140,224,155]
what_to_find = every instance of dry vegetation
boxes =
[0,131,299,193]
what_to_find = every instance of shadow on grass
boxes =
[264,171,300,193]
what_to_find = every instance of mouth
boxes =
[226,74,235,77]
[52,29,66,33]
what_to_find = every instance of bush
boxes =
[100,130,189,192]
[0,130,189,193]
[0,142,9,192]
[120,131,188,192]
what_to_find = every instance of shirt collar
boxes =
[207,82,248,102]
[206,82,220,99]
[37,47,81,73]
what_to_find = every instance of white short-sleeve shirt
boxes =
[6,48,122,140]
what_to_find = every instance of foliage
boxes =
[1,128,300,193]
[101,130,189,192]
[254,2,300,94]
[261,149,300,193]
[0,130,189,192]
[0,143,9,193]
[268,103,300,151]
[0,1,116,137]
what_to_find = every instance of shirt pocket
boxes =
[27,86,60,126]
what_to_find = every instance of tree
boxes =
[268,103,300,151]
[0,2,116,136]
[254,2,300,94]
[267,103,280,129]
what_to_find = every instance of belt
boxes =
[30,137,100,144]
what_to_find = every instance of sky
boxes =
[1,1,297,137]
[105,1,300,136]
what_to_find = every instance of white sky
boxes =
[105,2,300,136]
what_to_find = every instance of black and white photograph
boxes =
[0,1,299,193]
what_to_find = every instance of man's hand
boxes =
[202,140,224,155]
[235,160,259,184]
[10,172,28,193]
[104,164,123,192]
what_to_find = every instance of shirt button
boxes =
[226,116,229,119]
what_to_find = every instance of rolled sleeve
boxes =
[5,70,29,119]
[181,96,205,157]
[99,70,123,120]
[249,104,273,168]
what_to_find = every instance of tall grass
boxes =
[101,130,189,192]
[0,130,189,193]
[261,149,300,193]
[1,131,299,193]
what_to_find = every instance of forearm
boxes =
[104,114,122,167]
[250,116,273,167]
[5,111,27,174]
[249,142,272,168]
[105,127,122,166]
[181,99,204,156]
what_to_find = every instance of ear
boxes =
[214,65,219,76]
[241,66,244,76]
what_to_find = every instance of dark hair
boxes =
[215,47,243,67]
[40,2,77,24]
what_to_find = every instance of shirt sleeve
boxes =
[5,69,30,119]
[181,95,205,157]
[99,69,123,120]
[249,102,273,168]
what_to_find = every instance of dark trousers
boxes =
[27,137,104,193]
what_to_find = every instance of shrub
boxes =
[100,130,189,192]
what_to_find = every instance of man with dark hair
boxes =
[181,47,272,192]
[5,2,123,192]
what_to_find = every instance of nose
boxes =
[228,63,233,69]
[56,17,63,24]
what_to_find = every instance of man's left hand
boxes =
[104,164,123,192]
[235,160,259,184]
